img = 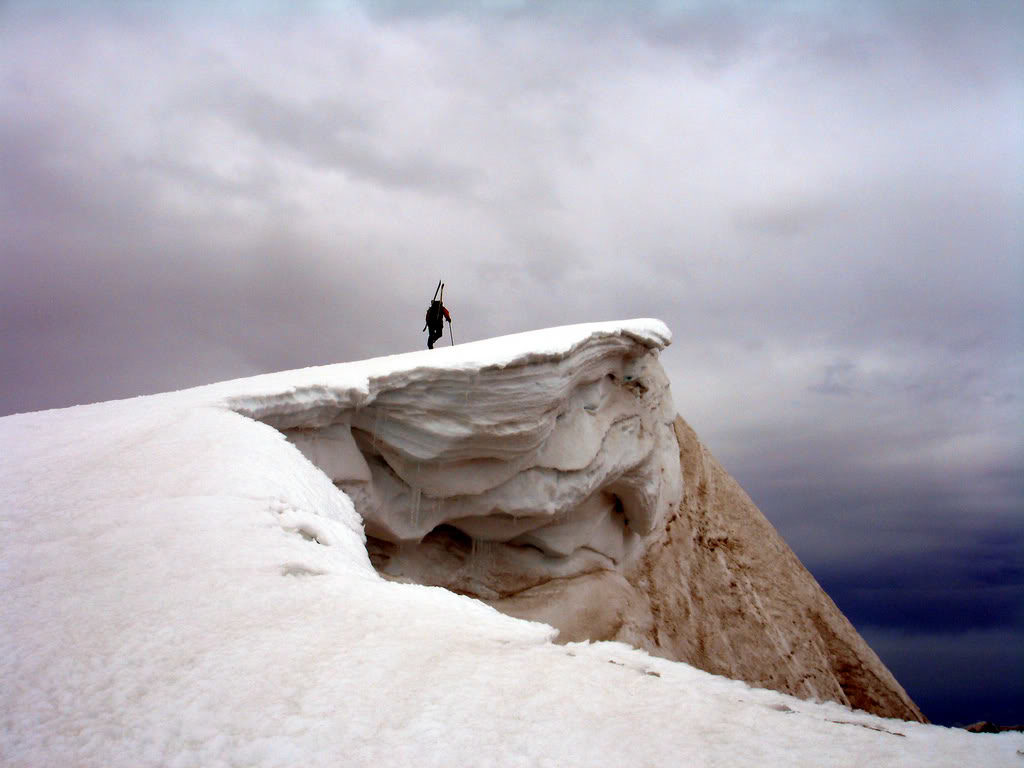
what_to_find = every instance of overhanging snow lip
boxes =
[219,319,671,424]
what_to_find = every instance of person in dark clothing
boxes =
[424,299,451,349]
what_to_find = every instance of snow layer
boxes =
[219,319,681,598]
[1,320,1018,766]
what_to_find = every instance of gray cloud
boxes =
[198,86,481,194]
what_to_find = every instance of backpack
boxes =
[426,301,443,328]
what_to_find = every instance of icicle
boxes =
[469,538,495,578]
[410,486,421,530]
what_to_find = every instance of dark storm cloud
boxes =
[864,627,1024,726]
[817,543,1024,635]
[1,0,1021,724]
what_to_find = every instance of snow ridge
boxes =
[1,320,1019,767]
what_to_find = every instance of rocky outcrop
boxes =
[234,320,924,722]
[964,722,1024,734]
[487,415,924,722]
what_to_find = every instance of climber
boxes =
[423,281,452,349]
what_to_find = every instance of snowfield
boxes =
[1,321,1018,767]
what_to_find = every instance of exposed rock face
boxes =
[488,416,924,722]
[234,321,924,722]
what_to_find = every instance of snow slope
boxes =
[1,320,1018,766]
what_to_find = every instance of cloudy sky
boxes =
[2,0,1021,725]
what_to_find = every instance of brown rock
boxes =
[490,416,926,723]
[964,722,1024,733]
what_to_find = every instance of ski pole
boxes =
[449,320,455,346]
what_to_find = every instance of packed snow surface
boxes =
[1,320,1017,766]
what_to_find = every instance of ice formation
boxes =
[234,320,681,599]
